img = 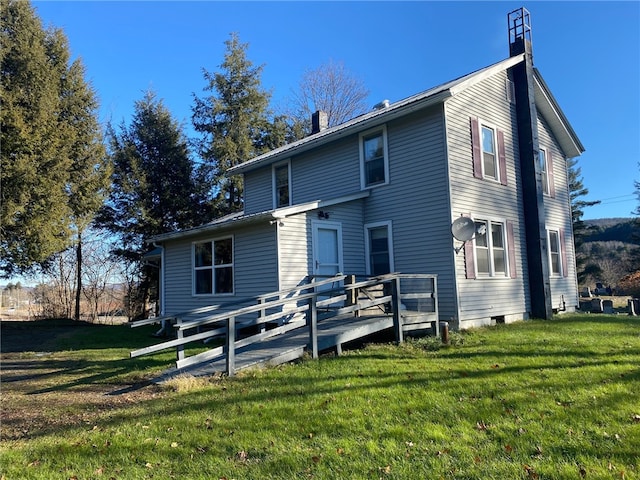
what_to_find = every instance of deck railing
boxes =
[130,273,437,376]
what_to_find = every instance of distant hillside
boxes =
[584,218,637,243]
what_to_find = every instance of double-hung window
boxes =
[194,237,234,295]
[273,161,291,208]
[539,148,549,195]
[547,229,562,276]
[365,221,394,276]
[474,219,507,277]
[360,126,389,188]
[481,126,498,180]
[470,117,507,185]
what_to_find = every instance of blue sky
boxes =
[33,0,640,220]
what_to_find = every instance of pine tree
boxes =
[568,157,601,284]
[192,33,272,216]
[97,90,209,261]
[0,0,108,282]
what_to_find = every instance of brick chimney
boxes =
[311,110,328,134]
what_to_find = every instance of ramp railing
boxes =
[130,273,438,376]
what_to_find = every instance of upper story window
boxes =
[481,126,498,180]
[539,148,549,195]
[470,117,507,186]
[273,161,291,208]
[193,237,234,295]
[365,221,394,276]
[360,126,389,189]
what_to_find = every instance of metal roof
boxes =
[229,53,583,176]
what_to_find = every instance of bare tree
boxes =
[289,60,370,132]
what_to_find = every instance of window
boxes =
[273,161,291,208]
[473,219,507,277]
[193,237,233,295]
[481,126,498,180]
[547,230,561,276]
[539,148,549,195]
[470,117,507,185]
[360,126,389,188]
[365,222,394,275]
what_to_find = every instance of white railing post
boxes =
[307,296,318,359]
[176,318,185,361]
[226,316,235,376]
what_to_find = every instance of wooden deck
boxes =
[152,313,396,382]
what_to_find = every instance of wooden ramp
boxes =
[132,274,439,383]
[152,314,394,382]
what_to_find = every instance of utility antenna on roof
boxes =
[508,7,532,58]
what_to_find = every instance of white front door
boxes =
[312,221,343,279]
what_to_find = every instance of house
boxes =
[150,8,584,330]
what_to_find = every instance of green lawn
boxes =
[1,315,638,479]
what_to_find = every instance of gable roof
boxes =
[229,53,583,175]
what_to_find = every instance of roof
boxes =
[149,191,370,243]
[229,53,584,175]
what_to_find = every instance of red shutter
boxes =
[547,150,556,198]
[498,130,508,186]
[507,221,517,278]
[464,238,476,279]
[470,117,482,179]
[559,228,568,277]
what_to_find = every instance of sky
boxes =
[30,0,640,222]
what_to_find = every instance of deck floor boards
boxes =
[153,313,395,382]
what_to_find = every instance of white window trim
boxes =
[477,119,501,183]
[547,229,562,277]
[472,216,509,278]
[539,147,550,196]
[364,220,395,276]
[359,125,390,190]
[192,235,235,296]
[272,160,292,209]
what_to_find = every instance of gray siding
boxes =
[243,136,361,215]
[444,69,530,327]
[278,200,367,292]
[361,106,458,320]
[243,167,273,215]
[162,223,278,315]
[538,113,579,311]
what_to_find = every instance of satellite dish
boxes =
[451,216,476,242]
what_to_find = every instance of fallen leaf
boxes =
[312,455,321,463]
[579,466,587,478]
[491,364,500,369]
[476,421,489,431]
[28,460,41,467]
[171,442,179,448]
[145,463,153,469]
[94,467,104,475]
[236,450,248,461]
[336,447,345,455]
[632,414,640,423]
[504,444,513,454]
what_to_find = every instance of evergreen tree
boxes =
[1,0,108,282]
[568,157,601,284]
[192,33,272,216]
[97,90,209,261]
[60,59,110,320]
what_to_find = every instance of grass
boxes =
[1,315,639,479]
